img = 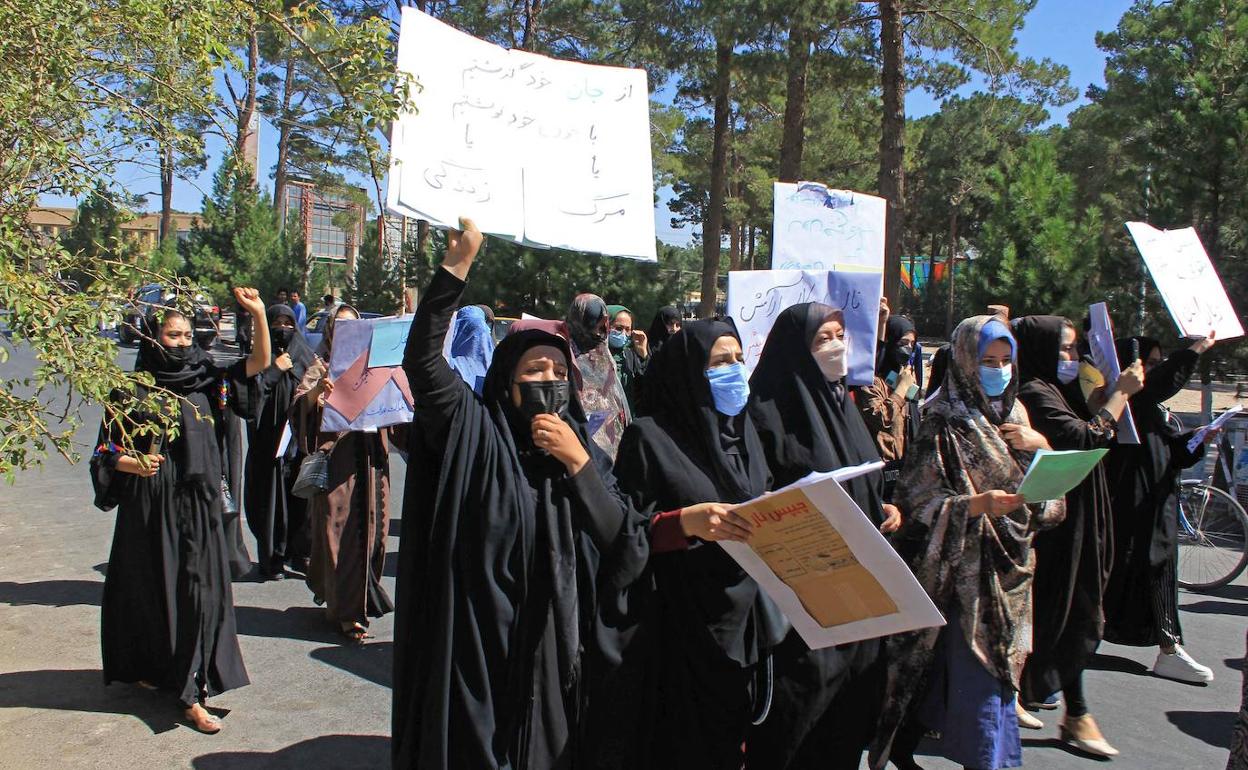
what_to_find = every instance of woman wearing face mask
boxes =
[1104,333,1217,682]
[565,293,631,458]
[645,305,682,356]
[392,220,652,770]
[613,318,786,769]
[1011,315,1144,757]
[91,288,272,733]
[290,304,396,642]
[606,304,649,412]
[744,303,901,769]
[855,304,922,501]
[872,316,1063,770]
[243,303,317,580]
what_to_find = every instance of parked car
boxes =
[492,316,519,341]
[118,283,220,345]
[302,308,382,354]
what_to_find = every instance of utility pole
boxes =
[1138,165,1151,336]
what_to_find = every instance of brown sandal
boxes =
[341,621,373,644]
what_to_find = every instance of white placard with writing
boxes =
[772,182,886,271]
[728,269,883,386]
[388,8,656,260]
[1125,222,1243,341]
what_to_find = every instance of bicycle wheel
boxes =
[1177,482,1248,591]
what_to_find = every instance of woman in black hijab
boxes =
[613,316,787,769]
[855,309,922,500]
[90,287,271,733]
[243,302,316,579]
[391,221,652,770]
[645,305,682,356]
[746,302,901,769]
[1012,315,1144,757]
[1105,333,1216,681]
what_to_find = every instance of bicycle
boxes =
[1166,410,1248,590]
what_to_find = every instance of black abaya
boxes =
[243,304,315,576]
[613,319,786,770]
[391,267,650,770]
[1105,340,1203,646]
[745,303,887,770]
[91,344,250,707]
[1012,315,1115,704]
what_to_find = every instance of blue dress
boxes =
[917,610,1022,770]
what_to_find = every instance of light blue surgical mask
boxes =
[705,362,750,416]
[608,330,629,351]
[979,363,1012,397]
[1056,359,1080,384]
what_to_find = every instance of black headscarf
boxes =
[925,344,950,398]
[876,315,917,378]
[638,318,768,502]
[750,303,886,521]
[645,305,682,353]
[266,303,316,378]
[1012,315,1088,418]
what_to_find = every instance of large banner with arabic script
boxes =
[727,269,883,386]
[386,8,657,260]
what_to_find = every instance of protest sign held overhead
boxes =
[387,8,656,260]
[1125,222,1244,341]
[1086,302,1139,444]
[322,317,415,432]
[728,269,883,386]
[772,182,886,271]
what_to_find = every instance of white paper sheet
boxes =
[772,182,886,270]
[387,9,656,260]
[727,269,883,386]
[719,462,945,649]
[1086,302,1139,444]
[1125,222,1244,341]
[1188,406,1244,453]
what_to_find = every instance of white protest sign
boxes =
[772,182,886,271]
[1125,222,1243,341]
[1087,302,1139,444]
[387,8,656,260]
[720,463,945,649]
[728,269,883,386]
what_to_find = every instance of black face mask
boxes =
[271,326,295,351]
[886,343,913,374]
[159,344,192,368]
[194,331,217,350]
[515,380,570,422]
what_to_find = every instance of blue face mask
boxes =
[979,363,1012,397]
[608,330,629,351]
[1056,359,1080,384]
[705,362,750,416]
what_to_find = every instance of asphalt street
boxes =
[0,341,1243,769]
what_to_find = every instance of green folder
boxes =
[1016,448,1110,503]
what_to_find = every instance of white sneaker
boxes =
[1153,646,1214,683]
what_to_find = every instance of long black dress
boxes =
[243,304,314,577]
[613,319,787,770]
[1105,339,1203,646]
[391,267,650,770]
[1012,315,1116,704]
[91,341,250,707]
[745,303,887,769]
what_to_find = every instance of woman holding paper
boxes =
[746,302,901,769]
[855,301,922,500]
[613,319,788,769]
[873,315,1064,770]
[1012,315,1144,758]
[290,303,396,643]
[90,288,272,733]
[243,302,316,580]
[1104,334,1216,682]
[392,220,653,770]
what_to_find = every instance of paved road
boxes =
[0,342,1243,769]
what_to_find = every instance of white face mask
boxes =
[812,338,848,381]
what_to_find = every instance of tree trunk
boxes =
[748,225,756,270]
[878,0,905,307]
[274,43,297,221]
[728,219,741,272]
[159,142,174,247]
[778,22,812,183]
[700,39,733,318]
[412,219,430,286]
[521,0,543,49]
[945,208,958,336]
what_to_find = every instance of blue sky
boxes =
[50,0,1137,246]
